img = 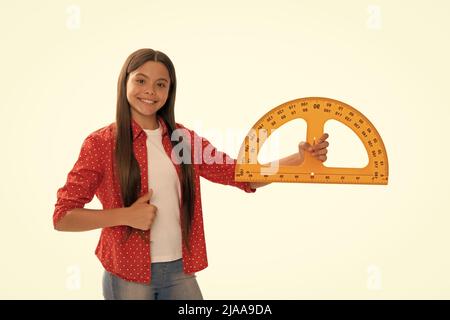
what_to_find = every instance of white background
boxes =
[0,0,449,299]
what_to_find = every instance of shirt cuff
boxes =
[243,182,257,193]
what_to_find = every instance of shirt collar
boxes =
[131,115,168,140]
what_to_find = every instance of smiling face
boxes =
[126,61,171,129]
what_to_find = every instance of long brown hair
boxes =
[115,48,194,251]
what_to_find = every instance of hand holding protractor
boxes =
[235,97,388,185]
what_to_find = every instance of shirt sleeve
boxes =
[189,128,256,194]
[53,134,104,228]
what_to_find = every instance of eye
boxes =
[136,79,145,84]
[157,83,166,88]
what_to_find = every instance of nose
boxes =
[144,87,155,95]
[145,89,155,95]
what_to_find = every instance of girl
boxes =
[53,48,329,300]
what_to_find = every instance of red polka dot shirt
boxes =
[53,115,256,284]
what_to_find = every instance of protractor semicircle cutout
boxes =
[235,97,389,185]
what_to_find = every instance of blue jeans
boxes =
[102,258,203,300]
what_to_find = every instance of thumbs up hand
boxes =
[125,189,158,231]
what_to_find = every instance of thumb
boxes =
[137,189,153,204]
[299,141,313,154]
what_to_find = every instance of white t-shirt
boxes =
[143,125,182,263]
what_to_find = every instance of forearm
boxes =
[54,207,129,232]
[249,152,303,189]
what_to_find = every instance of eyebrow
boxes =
[134,73,169,82]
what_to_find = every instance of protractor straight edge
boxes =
[235,97,389,185]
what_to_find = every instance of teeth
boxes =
[140,98,156,104]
